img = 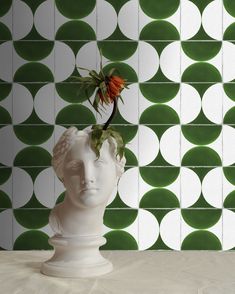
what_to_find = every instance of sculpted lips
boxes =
[79,187,99,194]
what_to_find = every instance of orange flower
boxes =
[97,75,126,105]
[106,75,125,101]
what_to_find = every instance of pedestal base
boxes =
[41,235,113,278]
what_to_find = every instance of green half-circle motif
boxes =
[98,41,138,61]
[224,23,235,40]
[14,63,54,82]
[224,83,235,102]
[0,167,11,185]
[0,190,11,208]
[0,0,12,17]
[55,0,96,19]
[56,83,95,103]
[13,125,54,145]
[181,209,222,229]
[124,148,138,166]
[140,20,180,41]
[181,42,222,61]
[224,107,235,124]
[223,167,235,185]
[105,0,130,13]
[0,83,12,101]
[139,0,180,19]
[13,231,52,250]
[181,231,222,250]
[182,63,222,82]
[140,188,180,208]
[140,83,179,103]
[0,22,11,40]
[14,147,52,166]
[21,0,46,14]
[224,0,235,17]
[101,231,138,250]
[112,125,138,143]
[14,209,50,229]
[181,125,222,145]
[56,20,96,40]
[0,107,11,124]
[14,41,54,61]
[56,104,96,126]
[104,209,138,229]
[182,147,222,166]
[140,105,180,124]
[224,191,235,208]
[140,167,180,187]
[103,62,138,83]
[56,192,65,204]
[189,0,215,14]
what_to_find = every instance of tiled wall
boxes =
[1,0,235,250]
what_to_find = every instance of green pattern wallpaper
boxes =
[0,0,235,251]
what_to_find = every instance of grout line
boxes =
[179,0,182,250]
[221,0,224,250]
[137,0,140,249]
[11,0,14,250]
[53,0,56,206]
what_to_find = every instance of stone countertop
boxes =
[1,250,235,294]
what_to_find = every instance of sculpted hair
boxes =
[52,126,126,181]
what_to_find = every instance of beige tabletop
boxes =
[1,251,235,294]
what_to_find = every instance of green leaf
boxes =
[109,129,125,159]
[99,81,109,105]
[118,95,124,104]
[76,66,90,72]
[89,70,102,82]
[89,126,125,159]
[90,129,109,158]
[108,67,116,77]
[92,92,102,115]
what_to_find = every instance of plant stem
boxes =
[103,98,117,130]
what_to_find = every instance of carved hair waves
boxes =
[52,126,126,181]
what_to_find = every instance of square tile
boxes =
[13,43,54,82]
[223,4,235,41]
[0,41,12,83]
[55,1,96,40]
[140,208,181,251]
[223,167,235,209]
[139,3,180,41]
[0,166,12,209]
[181,125,222,166]
[13,83,55,125]
[181,0,222,41]
[222,208,235,250]
[0,125,14,167]
[13,166,55,209]
[223,125,235,166]
[181,208,222,250]
[102,208,138,250]
[181,166,223,208]
[13,0,54,41]
[13,210,52,250]
[223,41,235,83]
[0,2,12,39]
[0,208,13,250]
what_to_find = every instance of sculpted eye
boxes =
[95,159,106,165]
[67,161,82,170]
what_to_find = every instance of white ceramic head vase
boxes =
[41,126,126,278]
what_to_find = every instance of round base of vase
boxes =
[41,259,113,278]
[41,235,113,278]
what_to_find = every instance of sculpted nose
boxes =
[81,162,95,185]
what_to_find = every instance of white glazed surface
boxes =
[41,127,126,278]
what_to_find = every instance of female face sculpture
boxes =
[52,127,125,209]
